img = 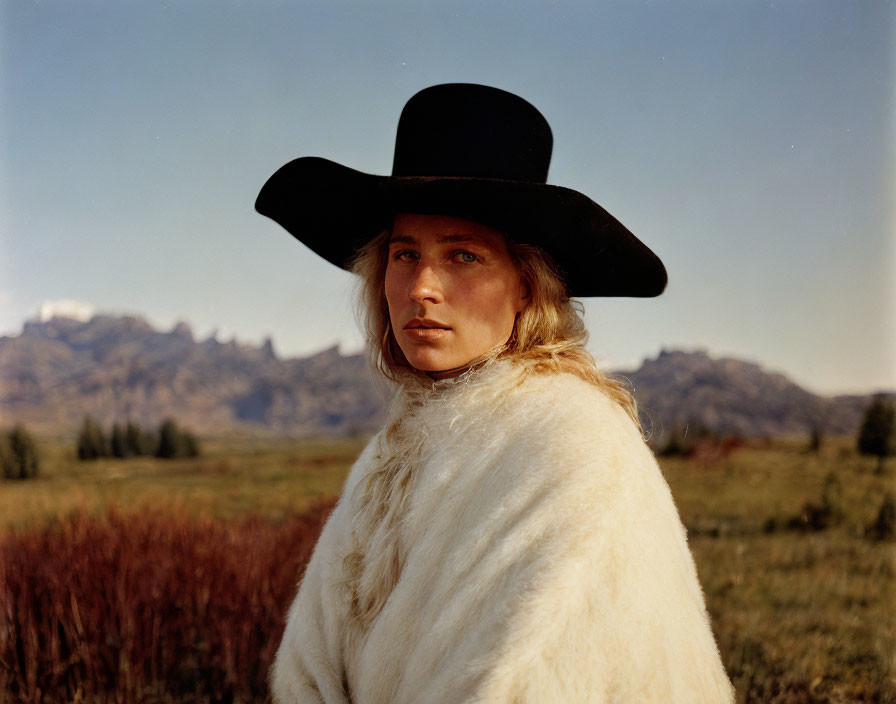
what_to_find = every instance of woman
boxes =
[256,84,734,703]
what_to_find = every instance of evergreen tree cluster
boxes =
[857,394,895,473]
[1,424,39,479]
[77,417,199,460]
[155,418,200,459]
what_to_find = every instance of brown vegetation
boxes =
[0,502,334,703]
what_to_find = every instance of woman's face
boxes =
[385,213,527,377]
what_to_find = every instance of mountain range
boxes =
[0,314,883,441]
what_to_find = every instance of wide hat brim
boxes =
[256,156,667,297]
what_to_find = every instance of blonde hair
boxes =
[342,227,641,633]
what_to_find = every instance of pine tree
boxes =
[110,423,127,458]
[808,426,823,454]
[5,425,39,479]
[0,431,15,479]
[867,493,895,541]
[77,415,108,460]
[155,419,200,459]
[125,420,143,456]
[858,394,895,473]
[156,418,178,458]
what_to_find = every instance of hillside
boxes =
[0,315,386,436]
[619,349,873,440]
[0,315,883,438]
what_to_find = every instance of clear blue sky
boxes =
[2,0,893,395]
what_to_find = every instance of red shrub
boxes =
[0,501,334,703]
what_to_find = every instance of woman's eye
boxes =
[393,249,419,262]
[453,250,479,264]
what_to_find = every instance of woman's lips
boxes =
[403,319,451,340]
[404,327,450,340]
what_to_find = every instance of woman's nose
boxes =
[408,264,443,304]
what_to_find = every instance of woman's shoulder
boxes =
[395,359,655,490]
[516,365,626,409]
[507,365,644,445]
[427,361,654,485]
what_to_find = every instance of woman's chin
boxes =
[402,349,469,376]
[409,357,463,374]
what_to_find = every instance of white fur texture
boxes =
[272,361,735,703]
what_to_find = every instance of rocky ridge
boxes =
[0,315,884,439]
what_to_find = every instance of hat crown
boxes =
[391,83,553,183]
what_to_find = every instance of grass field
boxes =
[0,433,366,532]
[663,440,895,703]
[1,433,894,703]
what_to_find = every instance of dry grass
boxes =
[1,502,334,703]
[663,438,896,703]
[1,433,894,703]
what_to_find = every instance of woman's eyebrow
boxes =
[437,234,481,244]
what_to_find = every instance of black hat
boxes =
[256,83,666,297]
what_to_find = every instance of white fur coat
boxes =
[272,360,734,703]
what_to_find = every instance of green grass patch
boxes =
[0,434,368,531]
